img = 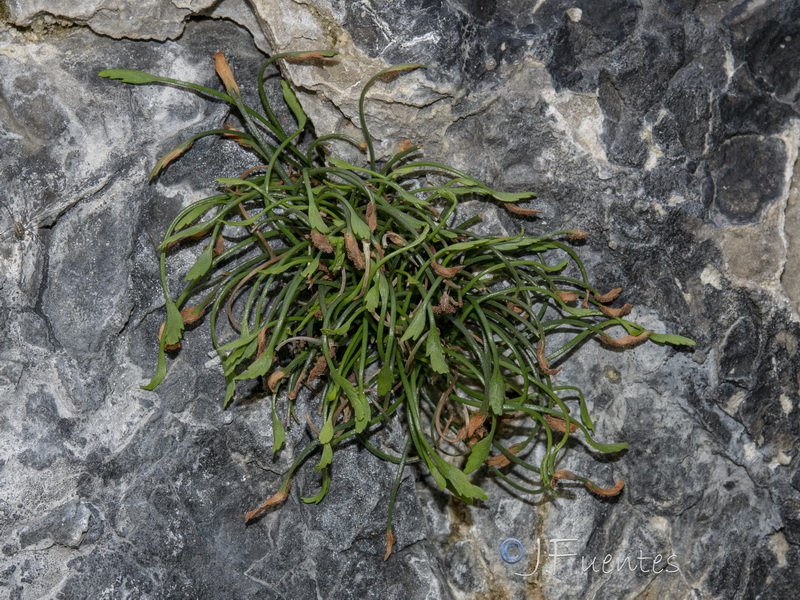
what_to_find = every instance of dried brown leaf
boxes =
[485,443,523,468]
[600,330,652,348]
[537,339,562,376]
[551,469,579,487]
[244,482,291,523]
[306,354,328,385]
[180,305,205,326]
[431,260,464,279]
[557,290,579,303]
[214,52,240,95]
[213,235,225,257]
[554,469,579,481]
[310,230,334,253]
[398,139,416,153]
[597,303,633,318]
[344,231,365,269]
[470,426,487,441]
[384,529,396,561]
[366,201,377,232]
[383,231,406,246]
[267,369,287,393]
[544,414,578,433]
[503,204,540,217]
[505,301,525,316]
[257,326,267,357]
[594,287,622,303]
[485,454,509,468]
[431,292,458,315]
[160,143,193,173]
[222,123,252,148]
[586,479,625,497]
[466,412,488,439]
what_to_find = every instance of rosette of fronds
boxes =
[99,53,693,558]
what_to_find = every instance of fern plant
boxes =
[99,51,693,558]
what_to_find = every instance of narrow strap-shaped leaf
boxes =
[271,394,286,453]
[301,466,331,503]
[358,63,426,170]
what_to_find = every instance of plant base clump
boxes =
[100,51,693,558]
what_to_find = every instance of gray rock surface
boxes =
[1,1,799,599]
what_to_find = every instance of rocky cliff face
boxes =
[1,1,798,599]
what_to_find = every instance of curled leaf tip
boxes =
[222,123,253,148]
[466,412,488,439]
[150,140,194,181]
[544,414,578,433]
[267,369,288,393]
[384,529,396,561]
[567,230,588,240]
[595,287,622,303]
[504,204,540,217]
[586,479,625,497]
[600,330,652,348]
[213,235,225,257]
[214,52,240,95]
[382,231,406,246]
[344,231,365,269]
[285,50,339,62]
[485,443,522,468]
[398,139,417,153]
[597,303,633,318]
[366,201,377,232]
[431,260,464,279]
[378,63,426,82]
[180,305,205,326]
[244,482,291,523]
[537,340,562,376]
[552,469,579,486]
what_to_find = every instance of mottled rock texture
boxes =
[1,1,799,599]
